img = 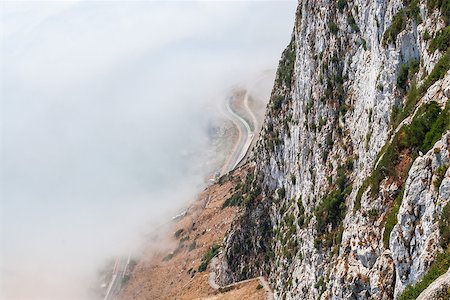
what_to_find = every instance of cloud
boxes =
[0,1,296,299]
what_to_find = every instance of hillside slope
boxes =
[215,1,450,299]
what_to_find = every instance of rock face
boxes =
[216,0,450,299]
[390,133,450,297]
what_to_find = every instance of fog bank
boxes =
[0,1,296,299]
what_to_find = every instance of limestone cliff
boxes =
[215,1,450,299]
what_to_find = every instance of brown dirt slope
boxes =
[120,166,266,300]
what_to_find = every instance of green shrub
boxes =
[222,191,242,208]
[337,0,347,12]
[392,82,419,129]
[440,202,450,249]
[347,14,359,32]
[290,173,297,185]
[396,59,419,89]
[429,26,450,52]
[421,102,450,152]
[383,187,404,249]
[434,165,449,190]
[314,166,349,249]
[297,198,306,228]
[174,229,184,238]
[273,95,284,110]
[368,208,380,218]
[277,187,286,199]
[361,38,367,50]
[329,21,339,34]
[188,241,197,252]
[423,29,431,40]
[402,102,441,152]
[404,0,421,24]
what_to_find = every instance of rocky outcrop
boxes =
[216,0,450,299]
[391,133,450,297]
[417,270,450,300]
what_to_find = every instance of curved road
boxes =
[220,94,255,176]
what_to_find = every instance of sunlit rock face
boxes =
[215,1,450,299]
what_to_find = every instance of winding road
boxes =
[104,255,130,300]
[219,92,256,176]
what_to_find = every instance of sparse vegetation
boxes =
[218,286,234,293]
[421,48,450,93]
[427,0,450,26]
[398,252,450,299]
[383,10,407,45]
[198,244,220,272]
[314,166,350,249]
[276,36,296,87]
[383,0,421,46]
[429,26,450,53]
[356,100,448,210]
